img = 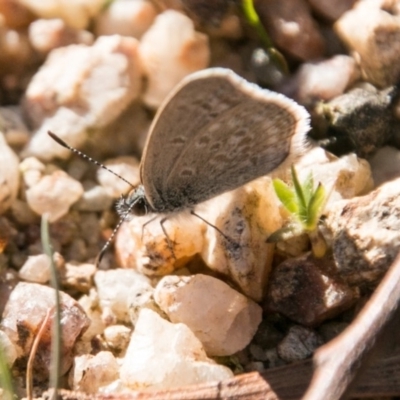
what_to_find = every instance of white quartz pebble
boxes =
[96,156,140,198]
[24,35,142,160]
[294,147,373,206]
[70,351,119,394]
[120,309,233,389]
[29,18,94,53]
[0,133,20,214]
[17,0,105,29]
[95,0,157,39]
[103,325,131,353]
[19,156,45,188]
[95,269,153,324]
[78,290,105,342]
[18,254,51,283]
[139,10,210,108]
[1,282,90,378]
[155,274,262,356]
[26,170,84,222]
[200,177,282,301]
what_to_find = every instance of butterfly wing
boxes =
[141,68,310,212]
[141,68,243,210]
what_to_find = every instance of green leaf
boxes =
[291,165,306,208]
[273,166,327,234]
[302,172,314,204]
[272,178,298,214]
[291,165,308,224]
[305,183,326,230]
[0,346,14,400]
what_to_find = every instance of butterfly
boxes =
[49,67,310,262]
[117,68,309,214]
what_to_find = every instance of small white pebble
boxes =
[155,274,262,356]
[128,284,159,325]
[95,269,153,324]
[70,351,119,394]
[96,156,140,198]
[120,309,233,389]
[0,132,20,214]
[103,325,131,353]
[29,18,94,53]
[139,10,210,108]
[75,185,113,212]
[95,0,157,39]
[1,282,90,376]
[19,0,105,30]
[79,290,106,341]
[26,170,84,222]
[19,157,46,188]
[18,254,51,283]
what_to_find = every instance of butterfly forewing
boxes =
[141,68,310,212]
[141,69,241,210]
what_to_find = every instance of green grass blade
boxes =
[41,215,61,400]
[0,346,14,400]
[291,165,308,224]
[242,0,272,47]
[302,172,314,204]
[306,183,326,230]
[291,165,306,208]
[241,0,288,75]
[272,178,298,214]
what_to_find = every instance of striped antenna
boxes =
[95,196,143,267]
[47,131,135,189]
[48,130,137,266]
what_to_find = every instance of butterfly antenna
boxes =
[47,131,135,189]
[95,198,142,268]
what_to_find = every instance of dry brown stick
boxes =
[26,308,52,400]
[301,252,400,400]
[262,359,313,400]
[50,372,277,400]
[353,350,400,397]
[262,350,400,399]
[52,348,400,400]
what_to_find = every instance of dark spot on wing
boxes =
[180,169,195,177]
[197,136,211,145]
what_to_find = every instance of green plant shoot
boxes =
[41,215,61,400]
[241,0,288,75]
[0,345,14,400]
[271,165,327,257]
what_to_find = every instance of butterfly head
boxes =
[115,185,152,218]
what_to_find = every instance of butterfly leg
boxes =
[141,215,158,242]
[190,211,240,251]
[159,217,177,260]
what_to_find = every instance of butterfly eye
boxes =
[114,186,151,218]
